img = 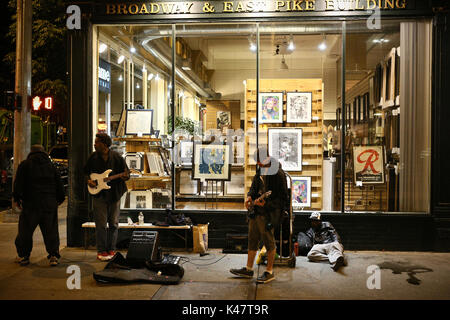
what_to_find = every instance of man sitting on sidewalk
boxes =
[305,211,345,271]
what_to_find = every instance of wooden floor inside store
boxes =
[175,201,245,210]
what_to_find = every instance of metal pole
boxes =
[340,21,346,213]
[12,0,32,213]
[256,24,260,149]
[171,24,176,211]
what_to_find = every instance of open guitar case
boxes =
[93,252,184,285]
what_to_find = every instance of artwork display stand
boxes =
[202,179,220,209]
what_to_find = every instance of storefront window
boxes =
[93,17,431,214]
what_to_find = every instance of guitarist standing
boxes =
[230,147,288,283]
[84,133,130,261]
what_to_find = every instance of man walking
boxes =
[230,147,289,283]
[84,133,129,261]
[306,211,345,271]
[13,145,66,266]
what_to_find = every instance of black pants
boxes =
[15,208,60,259]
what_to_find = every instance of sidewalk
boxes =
[0,200,449,300]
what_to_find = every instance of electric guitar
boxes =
[88,169,129,195]
[247,190,272,219]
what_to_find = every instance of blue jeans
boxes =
[92,197,120,252]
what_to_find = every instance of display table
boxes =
[81,222,191,250]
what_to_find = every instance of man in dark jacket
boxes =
[84,133,129,261]
[306,211,345,271]
[13,145,66,266]
[230,147,289,283]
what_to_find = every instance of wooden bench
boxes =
[81,222,192,250]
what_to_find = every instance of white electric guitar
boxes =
[88,169,129,195]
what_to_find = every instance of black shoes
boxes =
[332,256,344,271]
[257,271,275,284]
[230,267,254,278]
[17,256,30,266]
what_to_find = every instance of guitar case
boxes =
[93,252,184,285]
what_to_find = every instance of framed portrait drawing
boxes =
[192,142,232,181]
[129,190,153,209]
[291,176,311,209]
[286,92,312,123]
[216,111,231,131]
[179,140,193,165]
[353,146,385,184]
[125,109,153,135]
[268,128,302,172]
[124,152,144,171]
[258,92,283,124]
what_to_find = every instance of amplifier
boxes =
[222,233,248,254]
[126,231,161,264]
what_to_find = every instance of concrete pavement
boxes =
[0,200,449,300]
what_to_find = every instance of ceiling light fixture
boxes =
[288,35,295,51]
[155,74,160,81]
[118,74,123,81]
[318,34,327,51]
[280,56,288,70]
[130,46,136,53]
[117,55,125,64]
[99,43,107,53]
[148,73,154,81]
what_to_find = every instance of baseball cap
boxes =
[309,211,321,221]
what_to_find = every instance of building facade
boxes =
[67,0,450,251]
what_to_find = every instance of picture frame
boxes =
[382,48,396,109]
[336,108,341,130]
[146,152,165,176]
[125,109,153,135]
[258,92,283,124]
[268,128,302,172]
[129,190,152,209]
[353,145,385,184]
[224,171,245,196]
[120,191,130,209]
[179,169,198,195]
[216,111,231,131]
[286,92,312,123]
[124,152,144,171]
[192,142,232,181]
[158,148,171,175]
[179,140,193,165]
[291,176,312,209]
[115,108,126,137]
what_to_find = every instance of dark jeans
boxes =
[15,207,60,259]
[92,197,120,253]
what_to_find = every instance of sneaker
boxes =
[332,256,344,271]
[17,256,30,266]
[257,271,275,284]
[49,256,59,266]
[97,252,110,261]
[230,267,254,278]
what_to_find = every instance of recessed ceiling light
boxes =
[130,47,136,53]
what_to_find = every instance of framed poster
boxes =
[216,111,231,131]
[124,152,144,171]
[268,128,302,172]
[291,176,311,209]
[179,140,193,165]
[192,142,232,181]
[258,92,283,124]
[125,109,153,135]
[286,92,312,123]
[129,190,153,209]
[224,171,245,196]
[353,146,385,184]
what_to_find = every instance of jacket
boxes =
[84,149,129,203]
[13,151,65,211]
[306,221,341,245]
[247,158,289,226]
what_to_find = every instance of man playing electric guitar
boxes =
[230,147,288,283]
[84,133,130,261]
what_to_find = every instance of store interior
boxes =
[94,19,431,214]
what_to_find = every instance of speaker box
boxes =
[222,233,248,254]
[126,231,161,264]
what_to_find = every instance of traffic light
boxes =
[31,95,53,111]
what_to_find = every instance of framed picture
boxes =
[125,109,153,135]
[286,92,312,123]
[224,171,245,196]
[179,169,198,195]
[258,92,283,124]
[353,146,385,184]
[129,190,152,209]
[120,191,130,209]
[216,111,231,131]
[124,152,144,171]
[192,142,232,181]
[115,108,126,137]
[291,176,311,209]
[179,140,193,165]
[268,128,302,172]
[159,148,171,175]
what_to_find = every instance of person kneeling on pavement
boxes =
[305,211,345,271]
